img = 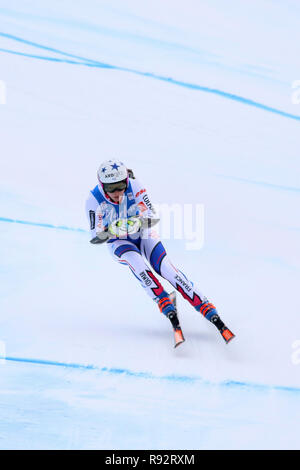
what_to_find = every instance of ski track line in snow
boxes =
[2,216,299,274]
[1,32,300,123]
[216,175,300,194]
[1,171,299,236]
[1,215,298,273]
[0,9,218,60]
[1,354,300,394]
[0,8,290,87]
[0,216,87,233]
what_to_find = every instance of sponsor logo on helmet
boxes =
[104,170,125,180]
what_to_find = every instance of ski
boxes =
[169,291,185,348]
[174,327,185,348]
[220,326,235,344]
[168,292,234,347]
[210,314,235,344]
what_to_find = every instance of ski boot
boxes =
[199,300,235,344]
[157,292,185,348]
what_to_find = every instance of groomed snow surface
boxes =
[0,0,300,450]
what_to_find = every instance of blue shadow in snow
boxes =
[1,32,300,123]
[0,216,87,233]
[1,355,300,394]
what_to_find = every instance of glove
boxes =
[140,217,160,229]
[90,227,110,244]
[108,216,142,238]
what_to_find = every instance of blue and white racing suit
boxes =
[85,175,215,319]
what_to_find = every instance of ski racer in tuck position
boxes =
[85,159,235,347]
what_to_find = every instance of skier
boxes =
[85,159,235,347]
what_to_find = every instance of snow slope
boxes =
[0,0,300,449]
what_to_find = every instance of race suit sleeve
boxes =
[130,178,157,220]
[85,193,109,244]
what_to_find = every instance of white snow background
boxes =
[0,0,300,449]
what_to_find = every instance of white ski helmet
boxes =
[97,159,128,188]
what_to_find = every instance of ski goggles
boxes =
[102,179,128,193]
